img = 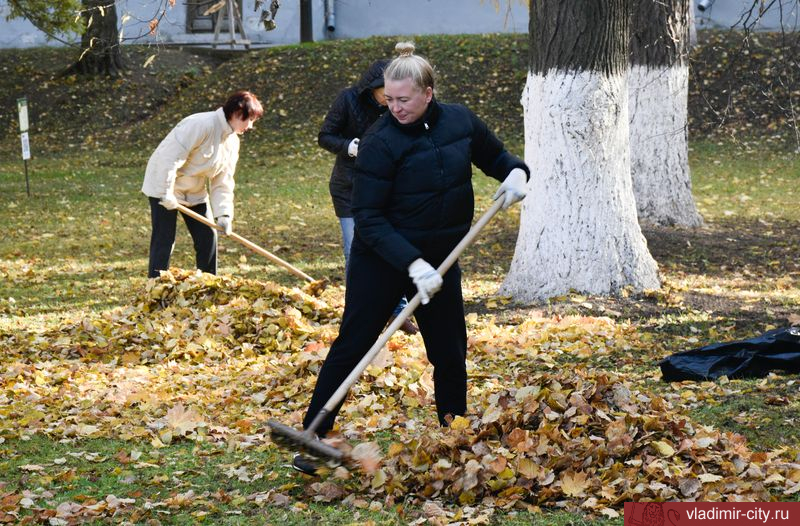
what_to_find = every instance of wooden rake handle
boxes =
[175,203,316,283]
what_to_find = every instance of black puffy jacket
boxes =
[318,59,389,217]
[352,99,529,271]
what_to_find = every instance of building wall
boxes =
[0,0,529,49]
[0,0,797,49]
[695,0,799,30]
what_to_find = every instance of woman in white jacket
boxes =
[142,91,263,278]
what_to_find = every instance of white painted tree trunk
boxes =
[628,64,703,226]
[500,70,661,302]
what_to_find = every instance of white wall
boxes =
[328,0,528,39]
[138,0,530,45]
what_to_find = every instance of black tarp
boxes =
[660,327,800,382]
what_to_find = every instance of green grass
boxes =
[1,436,412,525]
[688,383,800,451]
[690,141,800,221]
[1,437,625,525]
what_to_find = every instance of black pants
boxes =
[148,197,217,278]
[302,237,467,436]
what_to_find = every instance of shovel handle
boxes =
[305,197,505,434]
[175,203,316,283]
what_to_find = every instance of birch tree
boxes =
[501,0,660,302]
[629,0,702,226]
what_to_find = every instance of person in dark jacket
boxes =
[318,59,418,334]
[293,42,529,476]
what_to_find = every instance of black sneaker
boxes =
[292,453,319,476]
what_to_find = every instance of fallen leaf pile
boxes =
[328,369,800,515]
[0,269,341,443]
[3,268,340,364]
[2,270,798,521]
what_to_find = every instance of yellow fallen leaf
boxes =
[165,403,203,436]
[561,470,589,497]
[370,468,387,489]
[449,416,470,430]
[651,440,675,457]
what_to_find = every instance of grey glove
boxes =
[160,192,178,211]
[493,168,528,209]
[216,215,232,235]
[408,258,443,305]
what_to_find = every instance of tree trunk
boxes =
[629,0,702,226]
[67,0,124,77]
[501,0,660,302]
[300,0,313,42]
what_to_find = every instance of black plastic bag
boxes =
[660,327,800,382]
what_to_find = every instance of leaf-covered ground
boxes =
[2,270,798,525]
[0,30,799,525]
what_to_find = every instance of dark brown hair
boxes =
[223,91,264,121]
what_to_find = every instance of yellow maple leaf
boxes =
[165,403,202,436]
[517,457,540,479]
[561,470,589,497]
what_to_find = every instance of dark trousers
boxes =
[302,237,467,436]
[148,197,217,278]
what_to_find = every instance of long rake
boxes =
[267,197,506,463]
[175,203,327,294]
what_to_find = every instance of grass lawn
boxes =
[1,33,799,525]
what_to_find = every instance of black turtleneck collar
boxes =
[390,97,442,132]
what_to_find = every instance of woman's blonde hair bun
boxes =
[385,40,434,91]
[395,41,416,57]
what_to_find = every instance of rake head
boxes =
[267,419,344,463]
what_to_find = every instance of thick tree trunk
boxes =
[501,0,660,302]
[629,0,702,226]
[67,0,124,77]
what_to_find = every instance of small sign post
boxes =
[17,97,30,196]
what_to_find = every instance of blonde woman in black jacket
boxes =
[294,42,529,476]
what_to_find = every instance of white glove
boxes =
[160,192,178,210]
[347,138,360,157]
[493,167,528,209]
[408,258,443,305]
[216,215,232,235]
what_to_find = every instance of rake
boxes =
[175,203,328,294]
[267,197,505,463]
